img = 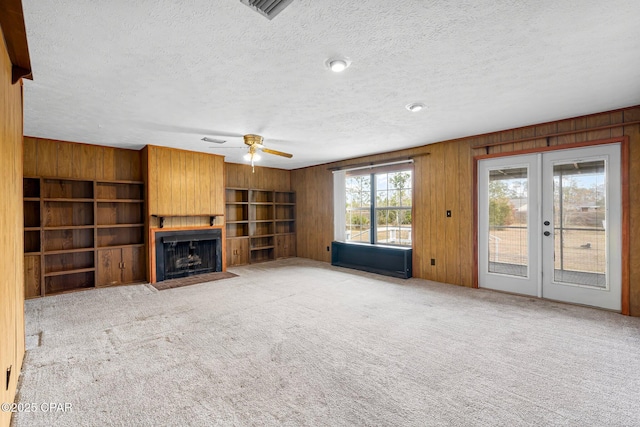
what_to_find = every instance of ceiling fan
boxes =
[243,134,293,172]
[203,134,293,172]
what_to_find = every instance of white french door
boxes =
[478,144,621,311]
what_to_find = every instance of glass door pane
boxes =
[552,160,606,287]
[488,167,529,277]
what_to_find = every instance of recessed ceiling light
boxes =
[325,57,351,73]
[406,103,426,112]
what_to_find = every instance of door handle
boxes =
[544,231,551,236]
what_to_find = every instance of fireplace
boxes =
[154,229,222,282]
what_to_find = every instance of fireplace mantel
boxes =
[151,214,224,228]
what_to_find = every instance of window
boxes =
[345,175,371,243]
[374,171,412,245]
[343,168,412,246]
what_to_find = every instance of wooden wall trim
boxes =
[473,121,640,150]
[474,138,627,160]
[327,156,418,172]
[0,0,32,82]
[472,136,630,314]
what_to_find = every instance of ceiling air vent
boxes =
[239,0,295,20]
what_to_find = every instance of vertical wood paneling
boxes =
[23,255,40,298]
[573,116,588,143]
[291,165,331,262]
[444,140,460,285]
[24,137,140,181]
[215,157,225,214]
[177,150,186,217]
[80,143,97,179]
[208,155,216,216]
[192,151,201,216]
[185,152,195,222]
[102,147,116,181]
[586,113,612,141]
[56,141,73,177]
[23,136,37,176]
[38,140,57,176]
[434,144,446,282]
[626,121,640,316]
[1,32,25,427]
[94,146,104,180]
[611,111,625,138]
[71,142,83,178]
[198,154,211,215]
[225,163,292,191]
[420,154,431,278]
[555,119,576,145]
[130,150,141,182]
[458,140,474,287]
[412,156,426,276]
[157,147,172,214]
[145,145,225,218]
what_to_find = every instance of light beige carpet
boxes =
[14,258,640,426]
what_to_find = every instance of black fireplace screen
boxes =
[155,229,222,282]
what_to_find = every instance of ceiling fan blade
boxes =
[261,147,293,158]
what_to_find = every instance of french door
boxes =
[478,144,621,311]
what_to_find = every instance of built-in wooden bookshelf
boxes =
[23,177,146,298]
[225,188,295,266]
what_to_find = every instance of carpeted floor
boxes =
[14,258,640,426]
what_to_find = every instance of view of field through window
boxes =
[488,161,606,287]
[345,170,412,246]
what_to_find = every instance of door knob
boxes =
[544,221,550,226]
[544,231,551,236]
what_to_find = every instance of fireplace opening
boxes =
[155,229,222,282]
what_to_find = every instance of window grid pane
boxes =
[373,170,412,246]
[345,175,372,243]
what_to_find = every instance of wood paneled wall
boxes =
[290,165,333,261]
[225,163,291,191]
[23,137,141,181]
[144,145,225,229]
[291,106,640,316]
[0,30,25,427]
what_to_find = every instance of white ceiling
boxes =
[21,0,640,170]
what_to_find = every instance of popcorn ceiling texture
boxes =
[15,258,640,426]
[21,1,640,169]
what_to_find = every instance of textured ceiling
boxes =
[21,0,640,169]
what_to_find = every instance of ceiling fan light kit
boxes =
[243,150,261,162]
